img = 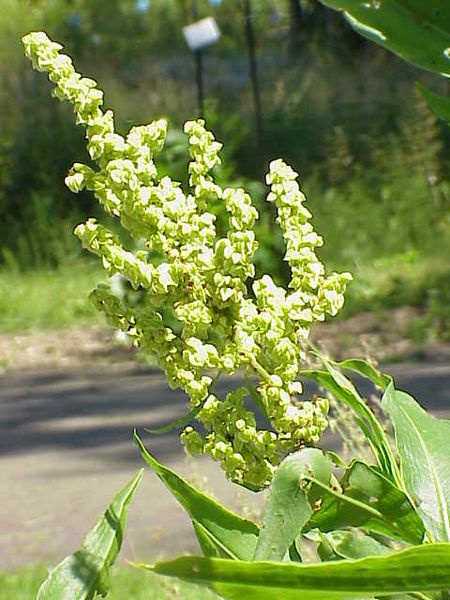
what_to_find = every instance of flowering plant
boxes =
[23,32,450,600]
[23,32,352,491]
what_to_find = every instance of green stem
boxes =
[245,372,270,421]
[244,352,272,382]
[303,476,385,521]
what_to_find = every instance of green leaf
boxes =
[245,373,270,420]
[300,367,375,431]
[134,431,259,560]
[417,83,450,124]
[146,374,222,434]
[254,448,331,561]
[327,450,346,468]
[319,0,450,77]
[146,543,450,598]
[317,530,392,561]
[145,401,207,434]
[301,363,400,485]
[382,384,450,542]
[193,520,228,558]
[306,460,424,544]
[335,358,392,391]
[37,469,143,600]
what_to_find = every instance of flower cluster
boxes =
[23,32,352,490]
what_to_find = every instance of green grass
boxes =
[0,563,219,600]
[0,240,448,340]
[0,260,103,332]
[342,252,450,317]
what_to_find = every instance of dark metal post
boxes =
[288,0,303,58]
[242,0,264,167]
[192,0,204,117]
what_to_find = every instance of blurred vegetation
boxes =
[0,562,219,599]
[0,0,449,335]
[0,260,102,331]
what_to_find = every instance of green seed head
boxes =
[22,31,352,490]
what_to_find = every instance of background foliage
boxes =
[1,0,449,331]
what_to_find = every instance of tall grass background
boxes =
[0,0,448,333]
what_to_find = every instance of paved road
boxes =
[1,362,449,569]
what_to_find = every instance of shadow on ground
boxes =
[1,362,449,462]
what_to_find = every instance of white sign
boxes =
[183,17,221,51]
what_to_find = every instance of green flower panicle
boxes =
[23,32,352,490]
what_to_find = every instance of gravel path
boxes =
[1,361,450,570]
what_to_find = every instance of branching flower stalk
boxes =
[23,32,352,490]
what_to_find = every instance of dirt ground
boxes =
[1,306,449,376]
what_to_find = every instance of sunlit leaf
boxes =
[305,460,424,544]
[317,529,392,561]
[301,362,400,484]
[319,0,450,77]
[383,384,450,542]
[254,448,331,561]
[37,470,143,600]
[134,431,259,560]
[144,543,450,599]
[335,358,392,391]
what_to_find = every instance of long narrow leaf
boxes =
[145,543,450,598]
[245,373,269,420]
[146,374,223,434]
[145,401,207,434]
[301,367,383,468]
[335,358,392,391]
[383,384,450,542]
[37,469,143,600]
[417,83,450,124]
[134,431,259,560]
[193,520,231,559]
[301,363,401,485]
[300,368,374,424]
[146,374,222,434]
